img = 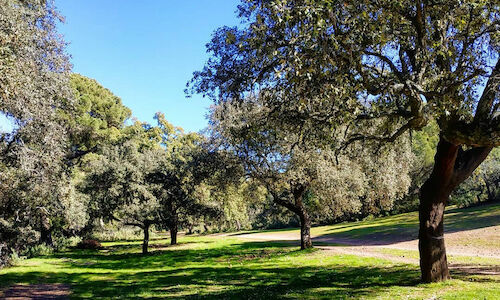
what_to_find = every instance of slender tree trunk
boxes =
[419,137,491,282]
[142,223,150,255]
[484,175,494,201]
[170,222,178,245]
[293,184,312,250]
[298,209,312,250]
[270,183,313,250]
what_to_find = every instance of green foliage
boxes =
[452,147,500,207]
[64,74,132,154]
[209,94,413,231]
[92,225,156,242]
[22,244,53,258]
[0,0,73,259]
[190,0,498,148]
[7,251,22,267]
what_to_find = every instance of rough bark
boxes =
[419,137,492,282]
[142,223,150,255]
[294,185,313,250]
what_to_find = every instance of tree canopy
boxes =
[190,0,499,282]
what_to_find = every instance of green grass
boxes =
[1,203,498,299]
[1,235,499,299]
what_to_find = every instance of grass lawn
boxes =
[1,203,499,299]
[0,234,499,299]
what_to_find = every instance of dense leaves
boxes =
[0,0,72,264]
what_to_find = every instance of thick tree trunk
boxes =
[298,210,312,250]
[142,223,150,255]
[418,180,451,282]
[418,137,492,283]
[170,222,178,245]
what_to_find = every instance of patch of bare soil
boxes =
[1,284,70,300]
[448,264,500,276]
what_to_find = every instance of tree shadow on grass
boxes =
[1,240,496,299]
[52,241,298,271]
[1,263,420,299]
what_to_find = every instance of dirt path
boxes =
[235,225,500,260]
[0,284,70,300]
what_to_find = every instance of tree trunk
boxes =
[142,223,150,255]
[419,137,491,283]
[298,209,312,250]
[271,184,313,250]
[419,179,451,282]
[170,222,178,245]
[484,175,494,201]
[40,213,53,246]
[293,184,312,250]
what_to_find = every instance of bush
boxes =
[23,243,53,258]
[53,235,82,252]
[76,239,103,250]
[92,225,158,241]
[92,226,141,241]
[8,251,23,266]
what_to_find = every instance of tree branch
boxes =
[473,59,499,124]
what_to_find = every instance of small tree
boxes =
[147,114,233,244]
[209,97,412,249]
[82,139,162,254]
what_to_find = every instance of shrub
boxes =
[23,244,53,258]
[92,225,158,241]
[53,235,82,252]
[8,251,23,266]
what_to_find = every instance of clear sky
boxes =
[55,0,241,133]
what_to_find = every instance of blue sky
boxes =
[56,0,240,133]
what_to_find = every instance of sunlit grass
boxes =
[1,235,498,299]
